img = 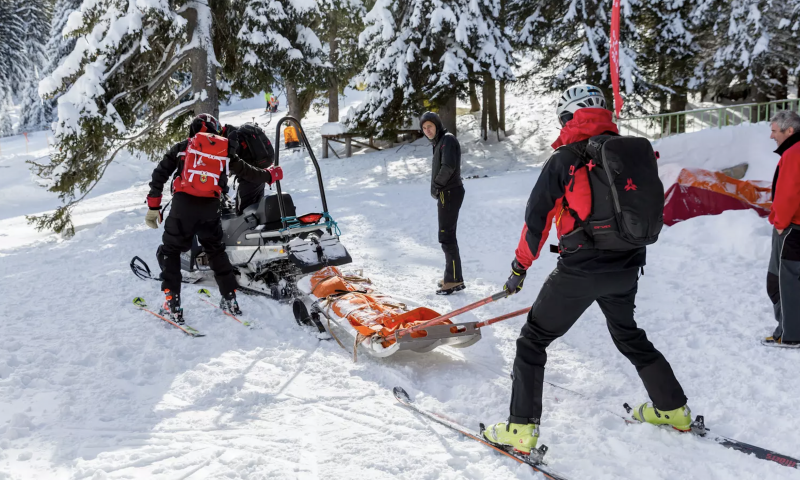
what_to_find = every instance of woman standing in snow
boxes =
[420,111,465,295]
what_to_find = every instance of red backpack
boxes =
[173,133,230,198]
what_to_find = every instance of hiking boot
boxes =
[220,290,242,316]
[159,289,184,324]
[437,279,444,288]
[436,281,465,295]
[483,421,539,454]
[632,402,692,432]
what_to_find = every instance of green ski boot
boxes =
[482,421,539,454]
[632,402,692,432]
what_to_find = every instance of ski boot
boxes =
[436,281,466,295]
[632,402,692,432]
[482,421,539,455]
[764,335,800,346]
[220,290,242,316]
[159,289,184,325]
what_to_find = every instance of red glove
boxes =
[146,195,162,210]
[268,166,283,185]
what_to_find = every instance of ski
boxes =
[392,387,570,480]
[132,297,204,337]
[623,403,799,469]
[196,288,253,327]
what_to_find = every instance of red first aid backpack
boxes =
[173,133,229,198]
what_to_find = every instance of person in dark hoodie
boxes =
[481,86,690,454]
[420,111,465,295]
[145,114,282,323]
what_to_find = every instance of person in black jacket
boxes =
[145,114,283,323]
[420,111,465,295]
[220,123,276,214]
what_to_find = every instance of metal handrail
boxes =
[617,98,800,140]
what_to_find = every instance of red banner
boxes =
[609,0,623,118]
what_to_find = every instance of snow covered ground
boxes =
[1,92,797,480]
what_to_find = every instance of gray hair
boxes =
[770,110,800,132]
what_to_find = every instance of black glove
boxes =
[431,188,440,200]
[503,259,527,295]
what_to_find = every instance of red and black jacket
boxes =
[770,131,800,230]
[515,109,646,272]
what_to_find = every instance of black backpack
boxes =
[237,122,275,168]
[560,135,664,252]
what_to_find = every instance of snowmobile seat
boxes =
[256,193,296,231]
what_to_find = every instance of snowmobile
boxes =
[131,116,352,304]
[180,117,352,297]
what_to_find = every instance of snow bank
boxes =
[320,122,347,135]
[653,123,779,182]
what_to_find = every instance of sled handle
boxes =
[394,291,510,339]
[474,307,531,329]
[273,116,329,230]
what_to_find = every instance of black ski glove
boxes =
[503,259,527,295]
[431,188,440,200]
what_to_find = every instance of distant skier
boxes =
[420,111,465,295]
[483,86,691,454]
[764,110,800,346]
[144,114,283,323]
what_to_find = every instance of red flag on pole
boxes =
[609,0,623,118]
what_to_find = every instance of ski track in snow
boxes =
[0,93,798,479]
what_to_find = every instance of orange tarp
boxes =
[676,169,771,209]
[309,267,448,346]
[663,168,771,226]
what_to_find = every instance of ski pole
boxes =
[474,307,530,329]
[395,291,510,339]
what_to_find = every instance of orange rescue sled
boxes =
[295,267,481,357]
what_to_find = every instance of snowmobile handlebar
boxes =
[394,290,511,339]
[273,116,329,231]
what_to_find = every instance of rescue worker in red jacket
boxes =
[765,110,800,346]
[482,86,690,454]
[144,114,283,323]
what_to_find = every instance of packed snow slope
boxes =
[0,93,797,480]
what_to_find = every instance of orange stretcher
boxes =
[297,267,482,358]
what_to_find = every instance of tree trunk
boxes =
[484,72,499,140]
[285,80,316,121]
[327,11,340,123]
[499,79,506,137]
[481,81,488,141]
[286,80,300,119]
[184,5,218,117]
[668,88,688,134]
[438,95,457,137]
[469,79,480,112]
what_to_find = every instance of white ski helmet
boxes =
[556,85,607,126]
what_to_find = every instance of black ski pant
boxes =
[766,226,800,342]
[157,203,238,299]
[509,265,687,424]
[437,186,465,283]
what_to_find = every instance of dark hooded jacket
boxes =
[421,112,463,197]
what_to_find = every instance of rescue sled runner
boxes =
[293,267,482,358]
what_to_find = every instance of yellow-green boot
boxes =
[482,421,539,454]
[632,402,692,432]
